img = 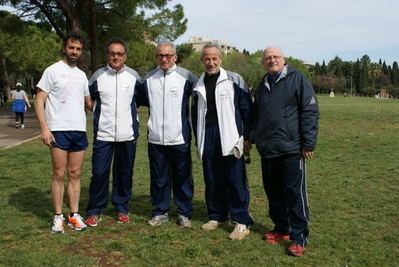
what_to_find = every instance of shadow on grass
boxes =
[7,185,270,239]
[8,186,53,220]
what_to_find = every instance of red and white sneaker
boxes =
[286,243,305,257]
[265,231,290,243]
[117,213,130,224]
[85,214,101,227]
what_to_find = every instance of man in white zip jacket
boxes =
[191,42,254,240]
[85,38,142,226]
[139,41,197,228]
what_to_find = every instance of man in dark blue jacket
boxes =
[251,46,319,257]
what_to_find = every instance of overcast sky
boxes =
[167,0,399,65]
[2,1,398,65]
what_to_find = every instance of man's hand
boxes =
[302,149,314,160]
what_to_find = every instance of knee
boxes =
[52,170,66,182]
[68,168,82,180]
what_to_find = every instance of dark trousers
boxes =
[15,112,24,124]
[86,139,137,215]
[261,154,309,246]
[202,124,253,226]
[148,143,193,218]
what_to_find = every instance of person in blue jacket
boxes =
[12,83,31,129]
[192,42,254,240]
[251,46,319,257]
[139,41,197,228]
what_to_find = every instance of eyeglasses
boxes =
[263,55,283,62]
[108,52,126,57]
[156,54,175,60]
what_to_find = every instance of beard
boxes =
[64,53,79,66]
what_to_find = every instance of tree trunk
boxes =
[88,0,99,73]
[1,57,11,99]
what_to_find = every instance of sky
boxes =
[2,1,398,65]
[166,0,399,65]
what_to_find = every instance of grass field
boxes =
[0,94,398,267]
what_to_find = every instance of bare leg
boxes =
[67,150,86,213]
[50,147,68,214]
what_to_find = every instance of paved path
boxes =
[0,105,41,150]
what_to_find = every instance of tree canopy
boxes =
[1,0,188,73]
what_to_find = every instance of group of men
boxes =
[35,30,319,257]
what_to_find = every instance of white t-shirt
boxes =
[36,60,89,131]
[13,90,26,100]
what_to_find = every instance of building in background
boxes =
[188,37,237,54]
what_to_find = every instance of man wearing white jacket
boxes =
[85,38,142,226]
[139,41,197,228]
[191,42,254,240]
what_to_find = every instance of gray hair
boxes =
[200,42,222,58]
[157,40,176,53]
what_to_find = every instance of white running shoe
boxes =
[228,223,250,240]
[148,213,169,226]
[68,213,87,231]
[51,214,65,234]
[201,220,230,230]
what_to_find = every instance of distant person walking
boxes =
[12,83,31,129]
[251,46,319,257]
[35,30,92,234]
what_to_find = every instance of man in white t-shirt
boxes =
[35,30,92,234]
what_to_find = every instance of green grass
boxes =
[1,95,399,266]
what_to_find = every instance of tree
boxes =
[354,59,361,93]
[392,61,399,86]
[175,43,195,65]
[126,40,157,76]
[328,56,344,77]
[2,0,188,73]
[0,10,59,97]
[314,62,321,76]
[179,51,203,77]
[285,56,311,81]
[369,62,381,89]
[359,55,370,90]
[320,60,328,75]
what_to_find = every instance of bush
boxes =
[360,87,377,97]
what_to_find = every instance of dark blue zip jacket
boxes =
[251,65,319,159]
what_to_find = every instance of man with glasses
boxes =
[251,46,319,256]
[139,41,197,228]
[85,38,142,227]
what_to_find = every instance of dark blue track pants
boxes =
[202,124,253,226]
[261,154,309,246]
[86,139,137,215]
[148,143,193,218]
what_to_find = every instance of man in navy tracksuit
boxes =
[251,46,319,256]
[192,42,254,240]
[85,38,142,226]
[139,41,197,228]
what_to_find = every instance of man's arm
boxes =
[34,88,53,146]
[84,95,92,112]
